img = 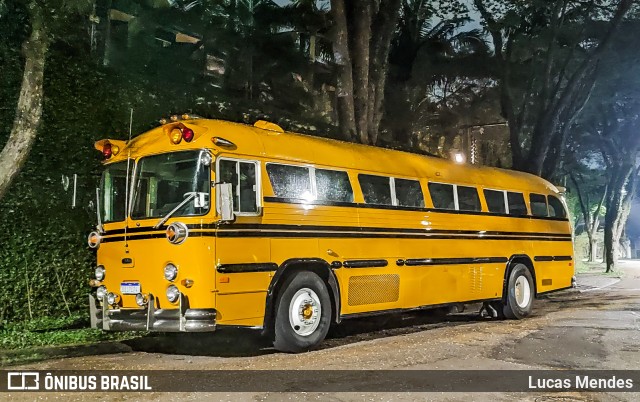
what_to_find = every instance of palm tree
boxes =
[384,0,491,147]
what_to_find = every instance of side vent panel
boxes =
[348,274,400,306]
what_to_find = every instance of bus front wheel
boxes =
[501,263,534,319]
[273,271,332,353]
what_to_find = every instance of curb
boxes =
[0,341,133,367]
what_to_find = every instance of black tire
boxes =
[502,263,535,319]
[273,271,332,353]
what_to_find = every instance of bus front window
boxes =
[131,150,211,220]
[100,161,130,223]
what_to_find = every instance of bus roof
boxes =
[101,118,561,195]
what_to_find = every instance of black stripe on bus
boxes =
[216,224,573,238]
[102,223,572,239]
[103,231,572,242]
[343,259,388,268]
[102,233,166,243]
[263,196,569,222]
[534,255,573,262]
[214,231,571,242]
[404,257,508,266]
[216,263,278,273]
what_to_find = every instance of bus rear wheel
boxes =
[273,271,332,353]
[501,263,534,319]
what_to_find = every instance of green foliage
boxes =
[0,2,338,328]
[0,313,139,350]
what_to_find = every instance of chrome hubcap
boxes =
[289,288,321,336]
[514,276,531,308]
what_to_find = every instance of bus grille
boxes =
[348,274,400,306]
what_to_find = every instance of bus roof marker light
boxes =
[102,143,112,159]
[170,128,183,144]
[212,137,237,149]
[453,151,466,164]
[182,127,195,142]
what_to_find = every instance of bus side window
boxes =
[428,183,455,210]
[529,193,548,217]
[358,174,392,205]
[219,159,259,214]
[394,178,424,207]
[507,192,527,216]
[548,195,567,218]
[267,164,312,200]
[239,163,257,213]
[316,169,354,203]
[484,189,506,214]
[457,185,481,211]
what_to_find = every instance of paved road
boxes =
[9,262,640,401]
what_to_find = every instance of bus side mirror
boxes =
[219,183,235,222]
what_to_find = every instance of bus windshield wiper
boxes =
[153,192,197,229]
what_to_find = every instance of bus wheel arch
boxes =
[504,255,537,298]
[262,258,340,337]
[496,255,536,319]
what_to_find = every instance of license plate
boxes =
[120,282,141,295]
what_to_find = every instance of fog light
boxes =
[164,263,178,281]
[166,285,180,303]
[106,292,120,305]
[135,293,148,306]
[95,265,105,281]
[96,286,107,301]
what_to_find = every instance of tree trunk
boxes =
[331,0,401,144]
[603,164,633,272]
[589,237,598,262]
[0,12,48,201]
[331,0,357,140]
[351,1,372,144]
[367,0,402,145]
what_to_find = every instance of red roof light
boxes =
[182,127,195,142]
[103,143,112,158]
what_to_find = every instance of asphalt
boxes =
[5,261,640,401]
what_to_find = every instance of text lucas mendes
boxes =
[529,375,634,390]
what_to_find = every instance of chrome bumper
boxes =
[89,293,216,332]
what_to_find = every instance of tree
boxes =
[473,0,634,179]
[568,24,640,271]
[383,0,494,149]
[0,0,91,201]
[330,0,402,144]
[568,170,607,262]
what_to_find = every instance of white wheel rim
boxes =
[289,288,322,337]
[514,276,531,308]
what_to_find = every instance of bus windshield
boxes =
[100,161,130,223]
[130,150,211,220]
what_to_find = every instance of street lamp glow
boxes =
[453,152,465,164]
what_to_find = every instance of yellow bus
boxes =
[88,116,574,352]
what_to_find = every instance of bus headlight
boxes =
[106,292,120,306]
[166,285,180,303]
[87,231,101,249]
[96,286,107,301]
[164,263,178,281]
[135,293,148,306]
[95,265,105,281]
[166,222,188,245]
